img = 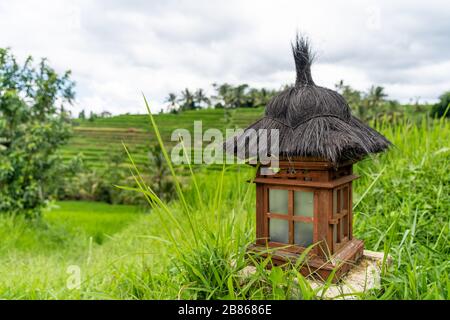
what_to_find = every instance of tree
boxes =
[248,87,273,108]
[366,86,387,109]
[431,91,450,118]
[211,83,277,109]
[88,110,97,121]
[78,109,86,119]
[179,88,196,111]
[233,84,250,108]
[335,81,391,121]
[0,48,75,217]
[194,88,210,108]
[212,83,234,109]
[335,80,363,116]
[100,110,112,118]
[165,92,179,113]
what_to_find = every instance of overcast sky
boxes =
[1,0,449,115]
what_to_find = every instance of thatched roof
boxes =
[226,36,390,165]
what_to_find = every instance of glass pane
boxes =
[294,191,314,217]
[269,189,288,214]
[333,189,337,216]
[269,219,289,243]
[294,222,313,247]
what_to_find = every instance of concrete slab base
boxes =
[239,250,391,300]
[308,250,391,299]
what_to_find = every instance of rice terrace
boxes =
[0,0,449,308]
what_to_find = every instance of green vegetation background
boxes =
[0,108,448,299]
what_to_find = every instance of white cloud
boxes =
[0,0,448,115]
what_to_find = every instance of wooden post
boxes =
[255,183,265,245]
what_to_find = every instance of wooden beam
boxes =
[253,174,359,189]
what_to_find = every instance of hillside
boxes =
[62,107,265,168]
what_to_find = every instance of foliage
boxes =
[147,144,176,202]
[335,80,402,121]
[86,110,113,121]
[0,111,448,299]
[58,150,131,204]
[165,80,438,124]
[88,111,97,121]
[194,88,210,109]
[0,48,75,217]
[355,115,450,300]
[164,93,179,114]
[177,88,211,111]
[179,88,196,111]
[56,145,176,205]
[431,91,450,118]
[78,109,86,120]
[166,83,278,112]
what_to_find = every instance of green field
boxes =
[1,112,449,299]
[63,108,265,168]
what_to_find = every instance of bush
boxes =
[0,48,75,217]
[431,91,450,118]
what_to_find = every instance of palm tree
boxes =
[179,88,195,111]
[367,86,387,107]
[365,85,388,119]
[194,89,210,108]
[248,88,266,108]
[232,84,249,108]
[335,80,364,119]
[165,93,178,113]
[211,83,228,108]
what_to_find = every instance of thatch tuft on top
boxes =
[225,36,391,165]
[292,35,315,86]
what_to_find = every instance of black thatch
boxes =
[225,36,391,165]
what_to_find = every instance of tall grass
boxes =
[0,104,447,299]
[116,98,449,299]
[354,115,450,299]
[114,96,321,299]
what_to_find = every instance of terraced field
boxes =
[62,108,265,169]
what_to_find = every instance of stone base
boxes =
[309,250,391,299]
[240,250,391,299]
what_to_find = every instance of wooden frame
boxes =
[331,184,351,252]
[251,159,364,281]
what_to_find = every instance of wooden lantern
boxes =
[249,158,364,280]
[225,37,390,281]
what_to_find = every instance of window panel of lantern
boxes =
[294,191,314,217]
[269,219,289,243]
[269,189,288,214]
[267,188,314,247]
[294,222,313,247]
